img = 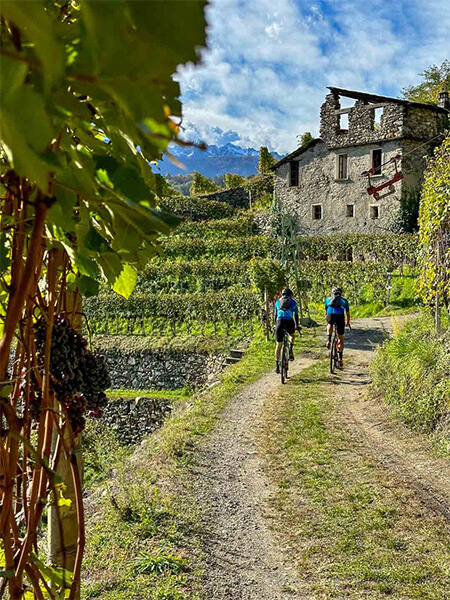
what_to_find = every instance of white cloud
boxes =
[176,0,449,154]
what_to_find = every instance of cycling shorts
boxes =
[326,313,345,335]
[275,319,296,342]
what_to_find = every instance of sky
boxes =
[175,0,449,154]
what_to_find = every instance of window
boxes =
[346,204,354,217]
[372,149,382,175]
[289,161,299,187]
[337,154,348,180]
[370,205,379,219]
[312,204,322,220]
[340,113,349,130]
[373,107,384,130]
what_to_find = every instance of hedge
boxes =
[84,290,260,336]
[135,259,251,293]
[160,236,279,260]
[158,195,236,221]
[172,216,254,239]
[160,234,418,263]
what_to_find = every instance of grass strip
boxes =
[261,361,450,599]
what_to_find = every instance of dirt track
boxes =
[191,316,450,599]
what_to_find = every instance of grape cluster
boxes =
[33,315,110,433]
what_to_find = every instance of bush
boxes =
[371,314,450,434]
[161,236,279,260]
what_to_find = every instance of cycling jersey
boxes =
[324,296,350,315]
[274,298,299,321]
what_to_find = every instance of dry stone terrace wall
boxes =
[97,395,172,445]
[199,187,250,208]
[101,347,228,391]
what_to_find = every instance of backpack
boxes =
[329,292,342,308]
[279,296,292,311]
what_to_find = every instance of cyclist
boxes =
[325,287,350,368]
[274,288,300,373]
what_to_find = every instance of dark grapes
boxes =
[32,315,110,433]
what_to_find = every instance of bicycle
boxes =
[280,329,290,384]
[329,323,351,374]
[329,322,339,374]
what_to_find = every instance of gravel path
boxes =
[192,314,450,598]
[191,355,315,600]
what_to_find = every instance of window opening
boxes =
[370,205,379,219]
[373,107,384,130]
[340,112,349,130]
[337,154,348,180]
[346,204,354,217]
[289,161,299,187]
[372,149,382,175]
[312,204,322,220]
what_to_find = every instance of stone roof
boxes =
[272,138,324,169]
[328,87,449,114]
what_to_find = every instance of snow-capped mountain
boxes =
[154,143,283,178]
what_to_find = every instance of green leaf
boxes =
[31,553,73,589]
[0,0,64,89]
[48,188,77,231]
[0,569,14,578]
[77,276,100,298]
[112,263,137,299]
[83,226,111,253]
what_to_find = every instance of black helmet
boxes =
[332,287,342,295]
[281,288,293,297]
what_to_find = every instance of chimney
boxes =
[438,88,449,110]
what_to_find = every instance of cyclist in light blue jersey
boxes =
[325,287,350,367]
[274,288,300,373]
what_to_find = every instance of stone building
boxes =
[273,87,449,233]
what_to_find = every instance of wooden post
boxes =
[48,291,83,598]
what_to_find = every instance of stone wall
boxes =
[274,139,405,234]
[96,395,172,444]
[320,93,448,151]
[199,187,249,208]
[320,94,405,149]
[102,347,228,390]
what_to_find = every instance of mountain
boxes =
[153,143,283,178]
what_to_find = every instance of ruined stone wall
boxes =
[320,93,447,151]
[320,94,405,149]
[402,107,448,140]
[274,139,405,234]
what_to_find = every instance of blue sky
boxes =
[175,0,449,154]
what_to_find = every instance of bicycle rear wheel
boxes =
[281,340,288,384]
[330,331,338,374]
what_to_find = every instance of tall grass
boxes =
[371,314,450,449]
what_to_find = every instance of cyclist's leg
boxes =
[274,320,285,371]
[336,315,346,364]
[287,320,296,360]
[326,314,333,348]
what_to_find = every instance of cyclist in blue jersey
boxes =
[325,287,350,367]
[274,288,300,373]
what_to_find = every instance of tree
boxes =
[190,171,221,196]
[300,132,314,147]
[0,1,207,597]
[258,146,276,174]
[403,60,450,105]
[225,173,246,189]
